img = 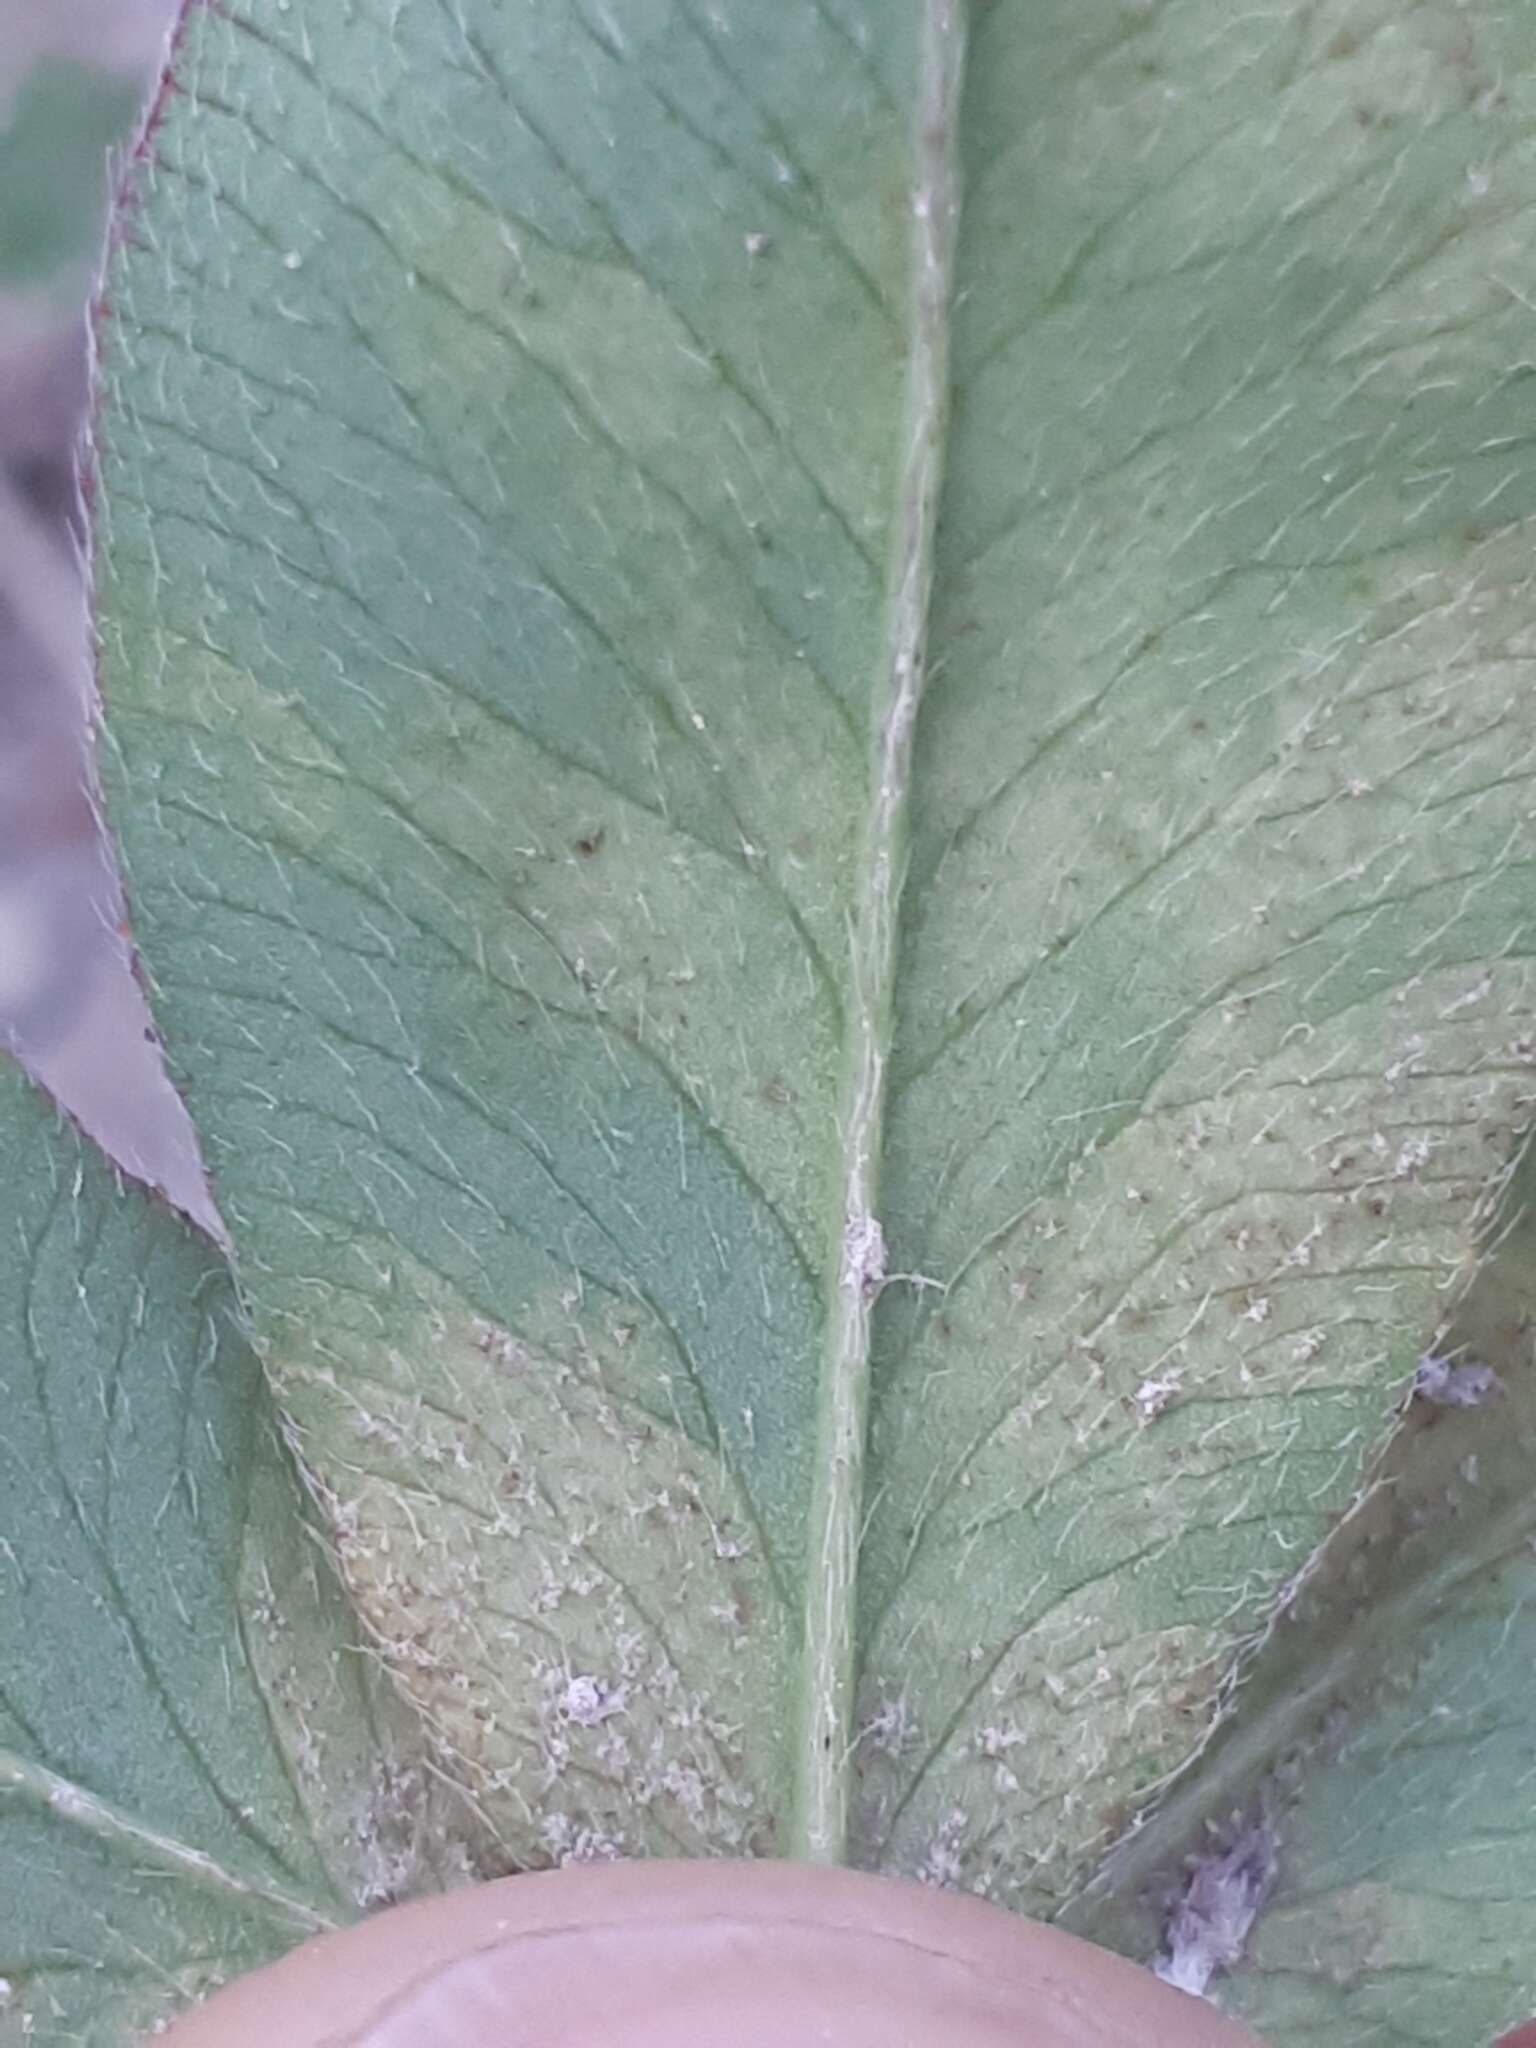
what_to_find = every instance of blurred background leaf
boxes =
[0,6,214,1222]
[0,57,141,297]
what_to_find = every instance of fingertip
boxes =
[159,1863,1265,2048]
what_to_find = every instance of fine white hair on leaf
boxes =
[1154,1819,1279,1998]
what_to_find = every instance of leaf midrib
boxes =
[790,0,969,1866]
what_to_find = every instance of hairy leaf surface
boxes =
[1074,1134,1536,2042]
[80,0,1536,2032]
[0,1070,481,2044]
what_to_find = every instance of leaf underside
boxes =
[12,0,1536,2038]
[0,1071,485,2043]
[1079,1132,1536,2044]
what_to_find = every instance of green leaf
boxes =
[85,0,1536,2028]
[1077,1133,1536,2044]
[0,58,141,295]
[0,1069,478,2044]
[1228,1544,1536,2047]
